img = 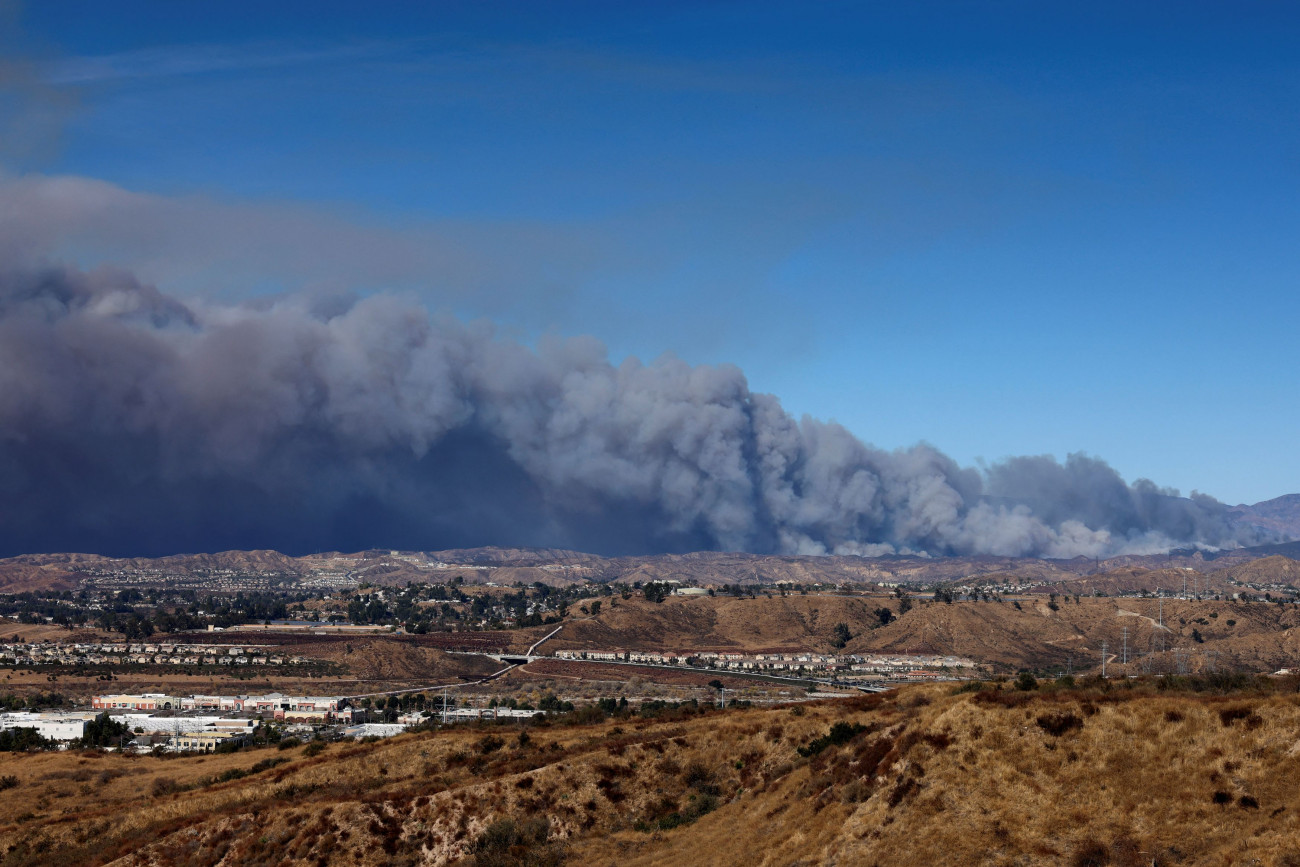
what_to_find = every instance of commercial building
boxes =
[92,694,178,711]
[167,731,247,752]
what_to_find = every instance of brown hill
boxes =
[549,594,1300,675]
[550,595,888,654]
[1230,493,1300,538]
[860,596,1300,674]
[599,550,1095,587]
[1217,554,1300,587]
[421,547,604,566]
[0,560,80,593]
[9,682,1300,865]
[7,541,1300,595]
[1043,566,1237,598]
[275,640,503,682]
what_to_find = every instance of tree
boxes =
[643,582,672,604]
[1015,671,1039,691]
[830,622,852,649]
[79,712,128,748]
[873,607,895,627]
[0,727,49,752]
[588,600,601,617]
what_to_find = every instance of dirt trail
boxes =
[1117,609,1171,631]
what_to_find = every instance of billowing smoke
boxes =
[0,265,1273,559]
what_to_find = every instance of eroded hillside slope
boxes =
[5,681,1300,865]
[551,594,1300,674]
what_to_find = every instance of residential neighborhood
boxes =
[0,641,307,668]
[553,648,978,681]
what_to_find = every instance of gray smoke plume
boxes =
[0,265,1274,558]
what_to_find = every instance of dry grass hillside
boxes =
[0,560,82,593]
[859,596,1300,674]
[1222,555,1300,587]
[275,642,503,683]
[1032,566,1236,598]
[0,622,111,643]
[6,680,1300,865]
[4,546,1299,594]
[550,595,888,653]
[550,595,1300,675]
[1229,494,1300,538]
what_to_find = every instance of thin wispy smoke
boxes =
[0,266,1273,558]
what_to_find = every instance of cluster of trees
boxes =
[0,588,325,637]
[828,604,899,648]
[0,712,128,754]
[0,727,49,752]
[642,582,674,604]
[0,590,84,625]
[0,692,65,711]
[484,692,574,713]
[79,712,129,748]
[3,578,612,638]
[350,692,455,723]
[341,580,608,632]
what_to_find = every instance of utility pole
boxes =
[1122,626,1128,665]
[1101,641,1107,678]
[441,686,448,725]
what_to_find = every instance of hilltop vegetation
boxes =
[546,592,1300,676]
[5,680,1300,864]
[6,545,1300,597]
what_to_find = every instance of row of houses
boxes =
[67,642,274,655]
[553,648,978,676]
[0,642,306,668]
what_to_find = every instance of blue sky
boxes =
[6,0,1299,505]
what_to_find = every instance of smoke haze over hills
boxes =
[0,265,1279,559]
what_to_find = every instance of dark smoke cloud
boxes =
[0,265,1275,559]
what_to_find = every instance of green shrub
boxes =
[797,722,867,757]
[1035,712,1083,737]
[468,815,562,866]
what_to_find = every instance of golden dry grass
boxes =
[3,681,1300,865]
[550,593,1300,675]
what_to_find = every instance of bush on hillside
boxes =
[797,721,867,757]
[1035,711,1084,737]
[467,816,563,867]
[1015,672,1039,691]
